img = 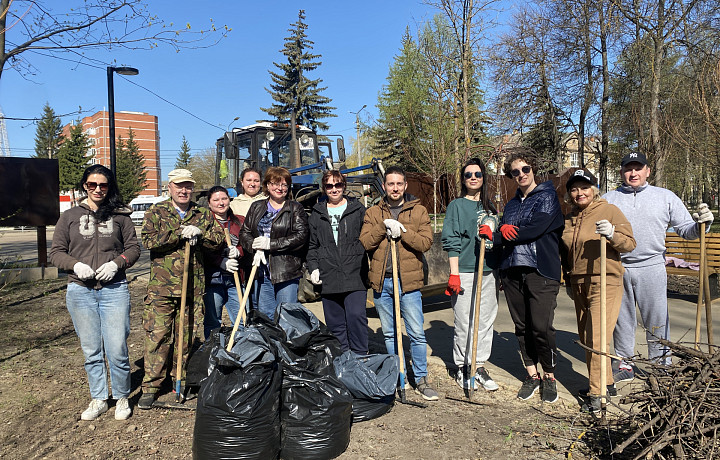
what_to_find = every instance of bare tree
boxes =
[0,0,229,81]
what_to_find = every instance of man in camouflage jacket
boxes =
[138,169,224,408]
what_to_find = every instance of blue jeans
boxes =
[374,277,427,384]
[66,282,131,400]
[250,276,299,321]
[203,284,244,339]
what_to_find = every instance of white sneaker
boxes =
[475,367,499,391]
[81,399,108,421]
[114,397,132,420]
[455,367,479,390]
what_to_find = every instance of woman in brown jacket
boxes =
[561,169,636,413]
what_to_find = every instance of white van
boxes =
[128,195,169,226]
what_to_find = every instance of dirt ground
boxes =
[0,278,610,460]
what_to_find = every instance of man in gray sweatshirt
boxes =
[604,152,714,382]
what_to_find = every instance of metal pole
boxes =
[107,67,117,174]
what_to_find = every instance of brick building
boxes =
[63,110,161,196]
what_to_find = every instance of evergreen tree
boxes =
[58,121,91,204]
[33,102,64,159]
[116,128,147,203]
[175,136,192,168]
[261,9,336,133]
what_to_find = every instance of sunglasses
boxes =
[510,166,532,177]
[463,171,483,180]
[324,182,345,190]
[86,181,109,192]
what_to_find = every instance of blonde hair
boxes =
[564,184,601,207]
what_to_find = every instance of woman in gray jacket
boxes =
[50,165,140,422]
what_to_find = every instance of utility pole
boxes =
[350,105,367,167]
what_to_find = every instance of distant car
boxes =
[128,195,169,226]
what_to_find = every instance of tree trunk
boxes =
[599,0,610,192]
[649,32,664,186]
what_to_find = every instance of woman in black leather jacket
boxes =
[239,167,308,320]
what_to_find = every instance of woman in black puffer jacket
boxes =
[239,167,308,320]
[307,170,369,353]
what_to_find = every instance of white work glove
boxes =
[95,261,119,282]
[73,262,95,280]
[595,219,615,240]
[220,257,239,273]
[180,225,202,246]
[310,268,322,285]
[252,236,271,250]
[227,246,240,259]
[693,203,714,225]
[383,219,407,239]
[252,250,266,267]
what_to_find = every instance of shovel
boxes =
[468,237,487,401]
[175,240,191,403]
[227,260,259,352]
[224,228,247,328]
[390,238,426,408]
[600,235,608,418]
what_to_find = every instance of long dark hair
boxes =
[78,165,124,222]
[461,157,496,214]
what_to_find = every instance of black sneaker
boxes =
[613,367,634,383]
[542,375,558,403]
[137,392,156,410]
[581,395,601,414]
[579,384,617,398]
[517,375,542,400]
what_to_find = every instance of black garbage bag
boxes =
[192,328,282,460]
[280,366,353,460]
[334,351,398,422]
[276,302,321,349]
[186,326,234,388]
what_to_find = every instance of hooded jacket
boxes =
[603,183,699,268]
[50,200,141,289]
[561,198,636,286]
[359,194,433,293]
[239,198,309,284]
[307,197,368,295]
[229,192,267,218]
[497,180,564,281]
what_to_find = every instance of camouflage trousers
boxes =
[141,292,203,392]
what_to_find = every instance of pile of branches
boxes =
[612,339,720,459]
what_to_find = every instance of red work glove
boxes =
[500,224,519,241]
[445,274,462,296]
[478,224,493,240]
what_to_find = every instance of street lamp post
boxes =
[107,66,139,174]
[349,104,367,167]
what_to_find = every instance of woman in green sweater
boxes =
[441,158,500,391]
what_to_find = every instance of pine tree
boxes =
[58,121,91,204]
[33,102,64,159]
[116,128,147,203]
[261,9,336,133]
[175,136,192,168]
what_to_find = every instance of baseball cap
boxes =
[566,168,597,191]
[167,168,195,184]
[620,152,648,167]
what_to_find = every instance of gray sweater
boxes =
[603,183,699,267]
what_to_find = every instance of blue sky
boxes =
[1,1,448,177]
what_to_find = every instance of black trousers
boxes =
[321,290,369,354]
[501,267,559,373]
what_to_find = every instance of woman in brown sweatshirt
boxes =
[50,165,140,422]
[560,169,636,413]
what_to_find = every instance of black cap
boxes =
[566,168,597,191]
[621,152,648,167]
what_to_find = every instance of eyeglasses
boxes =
[463,171,483,180]
[171,183,194,191]
[323,182,345,190]
[86,182,109,192]
[269,182,289,190]
[510,166,532,177]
